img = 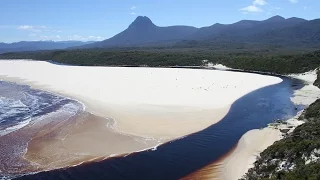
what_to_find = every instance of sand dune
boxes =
[0,60,282,171]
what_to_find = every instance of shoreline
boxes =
[182,69,320,180]
[25,110,161,173]
[0,60,283,176]
[0,60,283,138]
[0,76,232,140]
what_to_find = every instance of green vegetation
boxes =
[268,163,320,180]
[304,99,320,120]
[313,70,320,88]
[0,50,205,67]
[1,49,320,74]
[241,86,320,180]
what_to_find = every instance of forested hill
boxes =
[83,16,198,48]
[241,72,320,180]
[80,15,320,49]
[1,49,320,74]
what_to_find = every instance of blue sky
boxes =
[0,0,318,43]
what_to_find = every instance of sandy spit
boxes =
[0,60,282,172]
[0,60,282,140]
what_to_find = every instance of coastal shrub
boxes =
[313,69,320,88]
[304,99,320,121]
[241,99,320,180]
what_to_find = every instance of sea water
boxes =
[0,81,83,179]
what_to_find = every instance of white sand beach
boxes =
[0,60,282,139]
[0,60,282,170]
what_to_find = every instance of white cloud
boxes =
[17,25,47,32]
[68,35,104,41]
[50,30,62,33]
[39,35,61,41]
[240,5,263,13]
[253,0,267,6]
[17,25,34,30]
[240,0,266,13]
[289,0,298,3]
[130,5,137,15]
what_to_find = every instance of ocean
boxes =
[0,81,83,179]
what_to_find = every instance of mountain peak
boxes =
[129,16,155,28]
[286,17,307,23]
[265,15,286,22]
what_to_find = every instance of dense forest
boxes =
[1,48,320,74]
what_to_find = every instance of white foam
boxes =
[0,118,31,136]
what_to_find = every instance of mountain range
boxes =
[88,15,320,48]
[1,15,320,53]
[83,16,198,48]
[0,41,94,54]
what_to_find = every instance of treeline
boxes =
[0,50,206,67]
[0,49,320,74]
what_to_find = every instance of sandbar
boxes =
[0,60,282,172]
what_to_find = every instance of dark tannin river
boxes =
[5,75,302,180]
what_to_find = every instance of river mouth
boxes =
[5,75,304,180]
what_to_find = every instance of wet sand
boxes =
[24,112,160,171]
[0,110,160,175]
[0,60,283,175]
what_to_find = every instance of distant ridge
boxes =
[187,15,308,41]
[3,15,320,52]
[0,41,94,54]
[85,16,198,48]
[81,15,320,48]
